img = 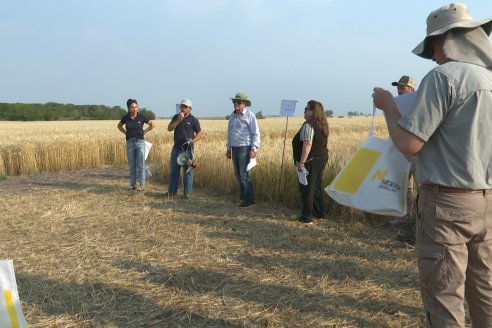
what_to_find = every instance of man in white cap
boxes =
[373,3,492,327]
[166,98,202,199]
[226,92,260,208]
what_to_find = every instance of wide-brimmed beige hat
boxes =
[230,92,251,107]
[412,3,492,59]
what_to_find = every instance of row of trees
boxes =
[0,103,156,121]
[346,111,368,117]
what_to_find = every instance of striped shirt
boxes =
[300,123,314,142]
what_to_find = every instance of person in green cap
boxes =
[391,75,416,96]
[388,75,418,246]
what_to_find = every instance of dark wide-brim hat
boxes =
[412,3,492,59]
[230,92,251,107]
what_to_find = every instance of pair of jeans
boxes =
[231,146,255,202]
[298,154,328,220]
[168,146,193,195]
[126,138,145,188]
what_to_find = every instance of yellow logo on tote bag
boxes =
[372,169,388,181]
[332,148,381,194]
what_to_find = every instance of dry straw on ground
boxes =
[1,167,424,327]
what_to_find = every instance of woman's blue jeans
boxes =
[126,138,146,188]
[168,146,193,195]
[231,146,255,202]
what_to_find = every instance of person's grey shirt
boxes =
[398,61,492,189]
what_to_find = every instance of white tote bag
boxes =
[0,260,28,328]
[325,112,411,216]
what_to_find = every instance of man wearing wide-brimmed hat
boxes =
[373,3,492,327]
[226,92,260,208]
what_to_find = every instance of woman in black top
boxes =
[292,100,329,224]
[117,99,155,192]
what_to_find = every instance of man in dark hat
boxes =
[373,3,492,326]
[226,92,260,208]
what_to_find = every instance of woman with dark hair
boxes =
[117,99,155,192]
[292,100,329,224]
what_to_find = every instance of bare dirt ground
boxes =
[0,167,424,327]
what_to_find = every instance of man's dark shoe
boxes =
[398,231,416,244]
[163,192,176,199]
[239,200,256,208]
[397,223,416,244]
[297,216,314,225]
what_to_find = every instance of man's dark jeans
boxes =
[232,146,255,202]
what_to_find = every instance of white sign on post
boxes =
[276,99,298,205]
[279,100,297,116]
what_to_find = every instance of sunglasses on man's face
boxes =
[233,100,243,105]
[180,105,189,109]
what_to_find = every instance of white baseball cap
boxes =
[180,98,192,107]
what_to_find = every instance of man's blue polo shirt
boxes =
[171,114,201,149]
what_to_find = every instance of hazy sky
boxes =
[1,1,491,118]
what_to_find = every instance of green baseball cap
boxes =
[391,75,416,89]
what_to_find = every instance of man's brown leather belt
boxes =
[421,183,491,194]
